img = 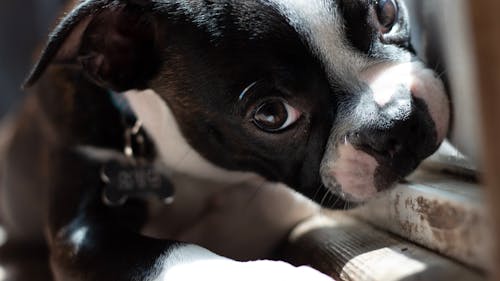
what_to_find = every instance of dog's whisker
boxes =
[329,192,342,209]
[319,189,330,207]
[316,184,328,214]
[325,189,335,206]
[311,182,325,203]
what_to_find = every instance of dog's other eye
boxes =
[252,99,301,133]
[375,0,398,33]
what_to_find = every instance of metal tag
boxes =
[101,161,175,206]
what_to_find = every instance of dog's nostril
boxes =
[374,137,402,158]
[351,130,405,160]
[386,138,401,157]
[387,138,398,149]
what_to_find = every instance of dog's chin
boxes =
[321,143,399,204]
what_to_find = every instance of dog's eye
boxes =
[252,99,301,133]
[375,0,398,33]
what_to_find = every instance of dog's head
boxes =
[27,0,449,206]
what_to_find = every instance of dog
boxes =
[0,0,450,280]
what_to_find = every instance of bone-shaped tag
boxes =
[101,161,174,206]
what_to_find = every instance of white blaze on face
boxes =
[266,0,368,81]
[361,61,450,144]
[268,0,449,147]
[363,62,414,107]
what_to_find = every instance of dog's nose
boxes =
[360,61,450,146]
[349,94,438,170]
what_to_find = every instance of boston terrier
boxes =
[0,0,450,280]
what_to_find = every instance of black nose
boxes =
[348,97,438,174]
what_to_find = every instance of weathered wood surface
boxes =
[281,213,485,281]
[353,168,491,271]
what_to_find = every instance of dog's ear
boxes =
[25,0,163,91]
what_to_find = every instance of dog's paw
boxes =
[157,245,334,281]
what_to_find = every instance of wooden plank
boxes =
[467,0,500,280]
[281,213,484,281]
[352,169,491,270]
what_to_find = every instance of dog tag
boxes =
[101,161,175,206]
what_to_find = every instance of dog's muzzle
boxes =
[320,61,450,203]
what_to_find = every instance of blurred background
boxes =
[0,0,62,117]
[0,2,72,280]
